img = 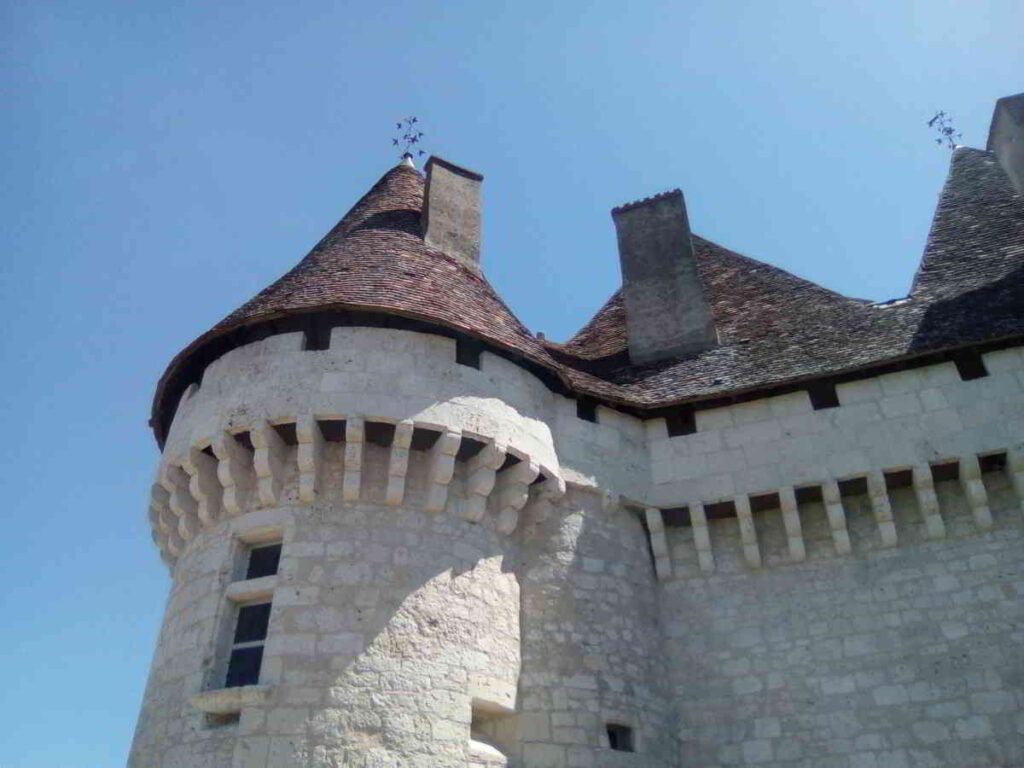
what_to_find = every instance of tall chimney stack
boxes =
[612,190,717,365]
[423,156,483,270]
[987,92,1024,195]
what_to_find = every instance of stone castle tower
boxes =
[130,94,1024,768]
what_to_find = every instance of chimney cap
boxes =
[612,188,683,216]
[424,155,484,182]
[986,92,1024,153]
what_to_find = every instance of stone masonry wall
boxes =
[662,473,1024,768]
[512,486,678,767]
[645,347,1024,508]
[134,327,1024,768]
[131,444,523,768]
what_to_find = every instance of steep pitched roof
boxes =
[546,147,1024,406]
[210,163,549,357]
[912,148,1024,300]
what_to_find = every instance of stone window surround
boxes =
[190,525,284,716]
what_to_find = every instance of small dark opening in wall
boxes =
[303,319,331,351]
[206,712,240,728]
[233,431,254,452]
[661,507,691,527]
[364,421,396,447]
[807,382,840,410]
[884,469,913,489]
[952,350,988,381]
[456,437,486,461]
[576,397,598,423]
[838,477,869,497]
[273,422,298,446]
[317,420,347,442]
[750,492,781,513]
[665,406,697,437]
[931,462,960,483]
[705,500,737,520]
[606,724,635,752]
[202,445,215,458]
[979,452,1007,474]
[795,485,823,504]
[456,337,483,369]
[410,427,441,452]
[499,452,522,471]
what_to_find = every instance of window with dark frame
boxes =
[245,543,282,580]
[225,602,271,688]
[606,723,635,752]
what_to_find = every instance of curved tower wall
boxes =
[130,327,666,767]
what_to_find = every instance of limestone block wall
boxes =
[163,327,648,503]
[164,329,560,479]
[511,486,678,767]
[135,326,664,768]
[131,511,242,768]
[661,472,1024,768]
[131,444,525,768]
[645,347,1024,509]
[135,325,1024,767]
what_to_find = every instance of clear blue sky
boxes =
[1,1,1020,764]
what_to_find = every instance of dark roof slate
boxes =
[548,148,1024,406]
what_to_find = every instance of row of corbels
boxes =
[645,450,1024,581]
[148,416,565,566]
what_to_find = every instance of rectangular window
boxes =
[225,602,271,688]
[245,543,282,580]
[606,723,635,752]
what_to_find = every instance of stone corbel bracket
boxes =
[656,448,1020,580]
[150,413,563,566]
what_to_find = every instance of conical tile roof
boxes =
[151,162,554,444]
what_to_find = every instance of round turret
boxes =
[129,159,675,767]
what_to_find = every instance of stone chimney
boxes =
[423,156,483,270]
[612,189,717,365]
[987,92,1024,195]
